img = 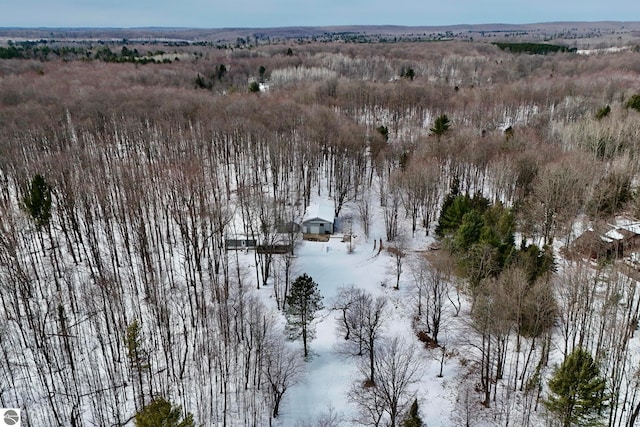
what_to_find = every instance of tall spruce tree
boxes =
[544,348,607,427]
[403,399,423,427]
[430,114,450,139]
[286,274,323,358]
[22,173,52,229]
[126,320,150,407]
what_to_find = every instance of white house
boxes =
[302,202,335,234]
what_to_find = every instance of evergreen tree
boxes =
[454,210,484,251]
[435,193,472,238]
[400,67,415,80]
[595,105,610,120]
[126,320,149,371]
[215,63,227,80]
[515,243,555,284]
[435,177,460,235]
[248,81,260,93]
[286,274,324,358]
[134,397,194,427]
[430,114,450,139]
[126,320,150,406]
[376,125,390,142]
[545,348,608,427]
[402,399,424,427]
[194,73,211,89]
[22,173,52,229]
[625,94,640,112]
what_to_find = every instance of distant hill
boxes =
[1,21,639,46]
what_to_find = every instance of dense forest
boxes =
[1,34,640,426]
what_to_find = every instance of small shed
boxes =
[302,203,335,235]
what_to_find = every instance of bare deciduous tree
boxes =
[357,195,372,241]
[262,339,305,419]
[351,337,423,427]
[411,252,453,346]
[383,185,401,242]
[388,236,407,290]
[333,286,387,384]
[522,159,587,245]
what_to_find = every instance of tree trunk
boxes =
[302,325,308,357]
[628,401,640,427]
[272,390,283,418]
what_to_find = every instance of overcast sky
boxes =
[2,0,639,28]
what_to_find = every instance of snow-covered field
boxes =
[236,197,466,426]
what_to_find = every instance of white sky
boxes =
[2,0,639,28]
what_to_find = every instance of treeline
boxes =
[493,42,577,54]
[0,42,174,63]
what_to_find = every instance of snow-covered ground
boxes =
[232,195,469,426]
[3,130,639,427]
[236,188,640,427]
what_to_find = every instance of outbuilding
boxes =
[571,217,640,260]
[302,202,335,235]
[225,235,257,251]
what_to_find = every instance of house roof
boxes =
[571,229,611,260]
[303,202,335,223]
[575,218,640,247]
[604,228,625,241]
[614,217,640,235]
[225,233,256,240]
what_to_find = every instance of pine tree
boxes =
[126,320,150,406]
[453,210,484,251]
[400,67,415,80]
[403,399,424,427]
[286,274,323,358]
[126,320,149,371]
[625,94,640,112]
[248,81,260,93]
[376,125,390,142]
[22,173,52,229]
[215,63,227,80]
[430,114,450,139]
[435,193,472,238]
[134,397,195,427]
[595,105,610,120]
[544,348,608,427]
